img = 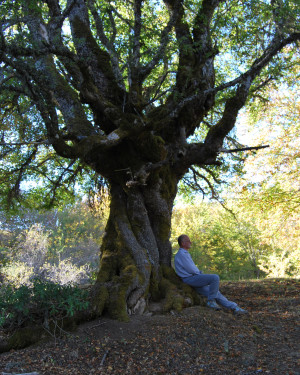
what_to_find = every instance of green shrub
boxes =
[0,278,89,330]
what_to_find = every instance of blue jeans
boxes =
[182,274,237,309]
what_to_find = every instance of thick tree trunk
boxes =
[91,171,201,320]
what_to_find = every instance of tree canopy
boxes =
[0,0,299,319]
[0,0,299,207]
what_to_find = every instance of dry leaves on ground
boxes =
[0,279,299,375]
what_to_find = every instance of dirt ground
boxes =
[0,279,299,375]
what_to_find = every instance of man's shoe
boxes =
[232,306,248,315]
[207,299,221,310]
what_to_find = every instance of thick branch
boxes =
[169,32,300,119]
[132,0,142,72]
[193,0,221,50]
[13,4,95,141]
[68,0,124,104]
[205,76,254,152]
[32,94,80,159]
[87,0,125,89]
[165,0,194,91]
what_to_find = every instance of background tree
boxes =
[237,84,300,212]
[0,201,106,285]
[228,82,300,277]
[0,0,299,319]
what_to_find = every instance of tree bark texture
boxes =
[92,170,201,320]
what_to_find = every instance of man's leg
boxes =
[195,286,238,309]
[187,278,247,314]
[197,288,246,312]
[215,291,237,309]
[182,274,220,301]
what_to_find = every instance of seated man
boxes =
[174,234,247,315]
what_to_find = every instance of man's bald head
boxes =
[178,235,191,249]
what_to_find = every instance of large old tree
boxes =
[0,0,299,319]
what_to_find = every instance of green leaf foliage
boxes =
[0,0,299,206]
[0,278,89,330]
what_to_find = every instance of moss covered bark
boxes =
[91,177,203,321]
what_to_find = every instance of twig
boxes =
[0,140,49,146]
[42,319,71,346]
[219,145,269,153]
[84,321,107,335]
[86,322,107,329]
[99,349,110,367]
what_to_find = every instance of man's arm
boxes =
[175,250,201,277]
